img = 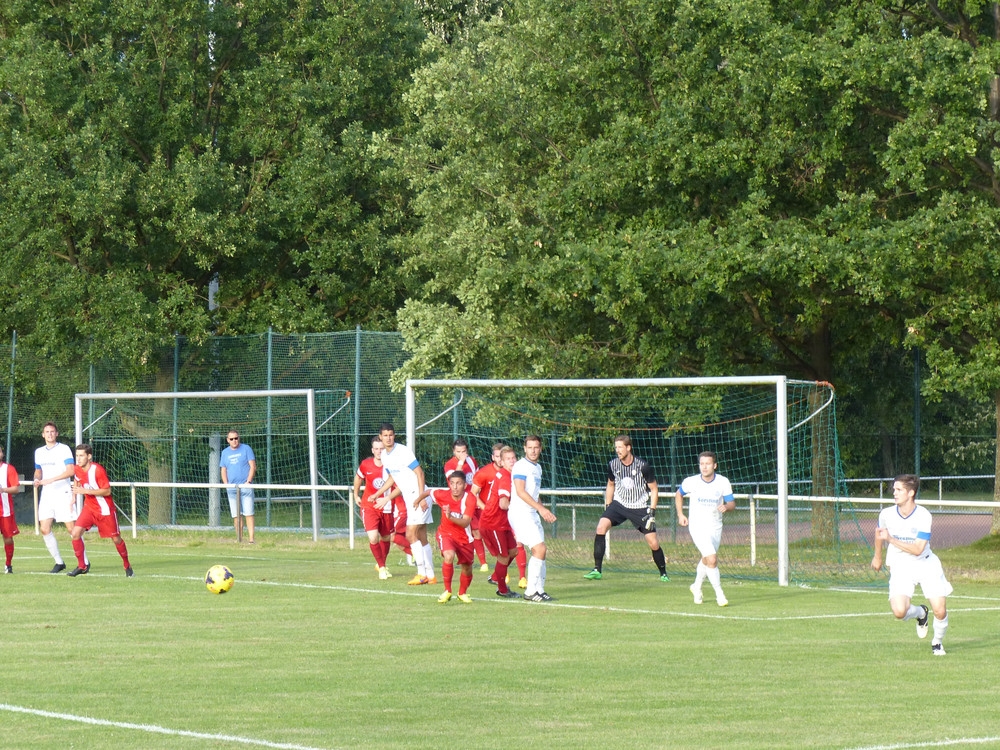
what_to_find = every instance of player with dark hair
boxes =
[0,445,22,573]
[444,439,487,571]
[584,435,668,581]
[370,422,434,585]
[68,444,133,577]
[510,435,556,602]
[432,471,477,603]
[34,422,78,573]
[872,474,952,655]
[473,445,520,598]
[353,436,399,579]
[676,451,734,606]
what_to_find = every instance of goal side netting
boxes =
[74,389,354,539]
[406,377,874,586]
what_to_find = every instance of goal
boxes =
[73,389,352,540]
[406,377,865,586]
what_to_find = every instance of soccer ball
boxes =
[205,564,235,594]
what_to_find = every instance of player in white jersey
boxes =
[370,423,436,585]
[510,435,556,601]
[676,451,735,607]
[33,422,80,573]
[871,474,952,656]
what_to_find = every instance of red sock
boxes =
[380,539,391,561]
[473,538,486,565]
[516,546,527,578]
[369,542,386,567]
[442,562,454,592]
[4,541,12,566]
[72,538,87,568]
[494,561,510,593]
[115,539,130,569]
[459,572,472,596]
[394,531,411,555]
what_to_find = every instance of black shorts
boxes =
[601,500,654,533]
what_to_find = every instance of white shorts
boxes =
[689,522,722,559]
[38,487,80,524]
[405,491,433,526]
[227,487,255,517]
[509,509,545,550]
[888,552,953,600]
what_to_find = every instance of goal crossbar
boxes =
[74,389,322,541]
[406,376,792,585]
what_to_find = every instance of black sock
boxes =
[652,547,666,575]
[593,534,606,572]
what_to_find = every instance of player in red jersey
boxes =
[432,471,477,603]
[0,446,22,574]
[353,437,400,579]
[473,446,521,598]
[68,444,133,577]
[443,439,487,571]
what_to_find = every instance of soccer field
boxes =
[3,531,999,750]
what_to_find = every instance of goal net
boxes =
[406,377,874,586]
[74,389,354,539]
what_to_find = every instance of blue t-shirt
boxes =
[220,444,256,484]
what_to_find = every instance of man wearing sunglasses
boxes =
[220,431,256,543]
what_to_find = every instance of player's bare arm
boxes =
[878,528,928,557]
[870,529,885,570]
[648,481,659,510]
[514,477,556,523]
[71,480,111,497]
[675,490,688,526]
[374,486,398,511]
[604,480,614,507]
[717,499,736,515]
[370,473,396,502]
[352,475,363,505]
[34,464,74,487]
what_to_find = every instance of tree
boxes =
[0,0,424,521]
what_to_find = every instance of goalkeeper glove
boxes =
[642,507,656,532]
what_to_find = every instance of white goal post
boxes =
[74,389,322,540]
[406,376,793,585]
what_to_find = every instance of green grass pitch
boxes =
[2,530,999,750]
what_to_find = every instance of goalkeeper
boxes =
[584,435,668,581]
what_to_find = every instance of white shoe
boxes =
[480,563,489,573]
[378,567,391,580]
[717,595,729,607]
[689,583,703,605]
[406,554,415,566]
[932,642,946,656]
[916,605,929,639]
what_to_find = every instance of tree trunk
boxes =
[808,317,837,542]
[991,388,1000,535]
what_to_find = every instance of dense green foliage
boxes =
[4,0,1000,487]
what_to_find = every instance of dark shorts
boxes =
[601,500,654,534]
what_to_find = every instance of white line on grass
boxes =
[0,703,333,750]
[846,736,1000,749]
[128,574,1000,621]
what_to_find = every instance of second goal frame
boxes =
[406,376,793,585]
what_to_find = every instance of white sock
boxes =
[539,559,547,593]
[406,553,414,566]
[410,540,426,578]
[43,533,63,564]
[423,543,435,580]
[932,615,948,643]
[706,565,724,597]
[526,556,543,596]
[693,561,706,589]
[903,604,923,621]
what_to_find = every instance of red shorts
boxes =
[361,504,393,536]
[438,534,474,566]
[480,526,516,558]
[0,514,18,538]
[393,497,407,533]
[74,500,121,538]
